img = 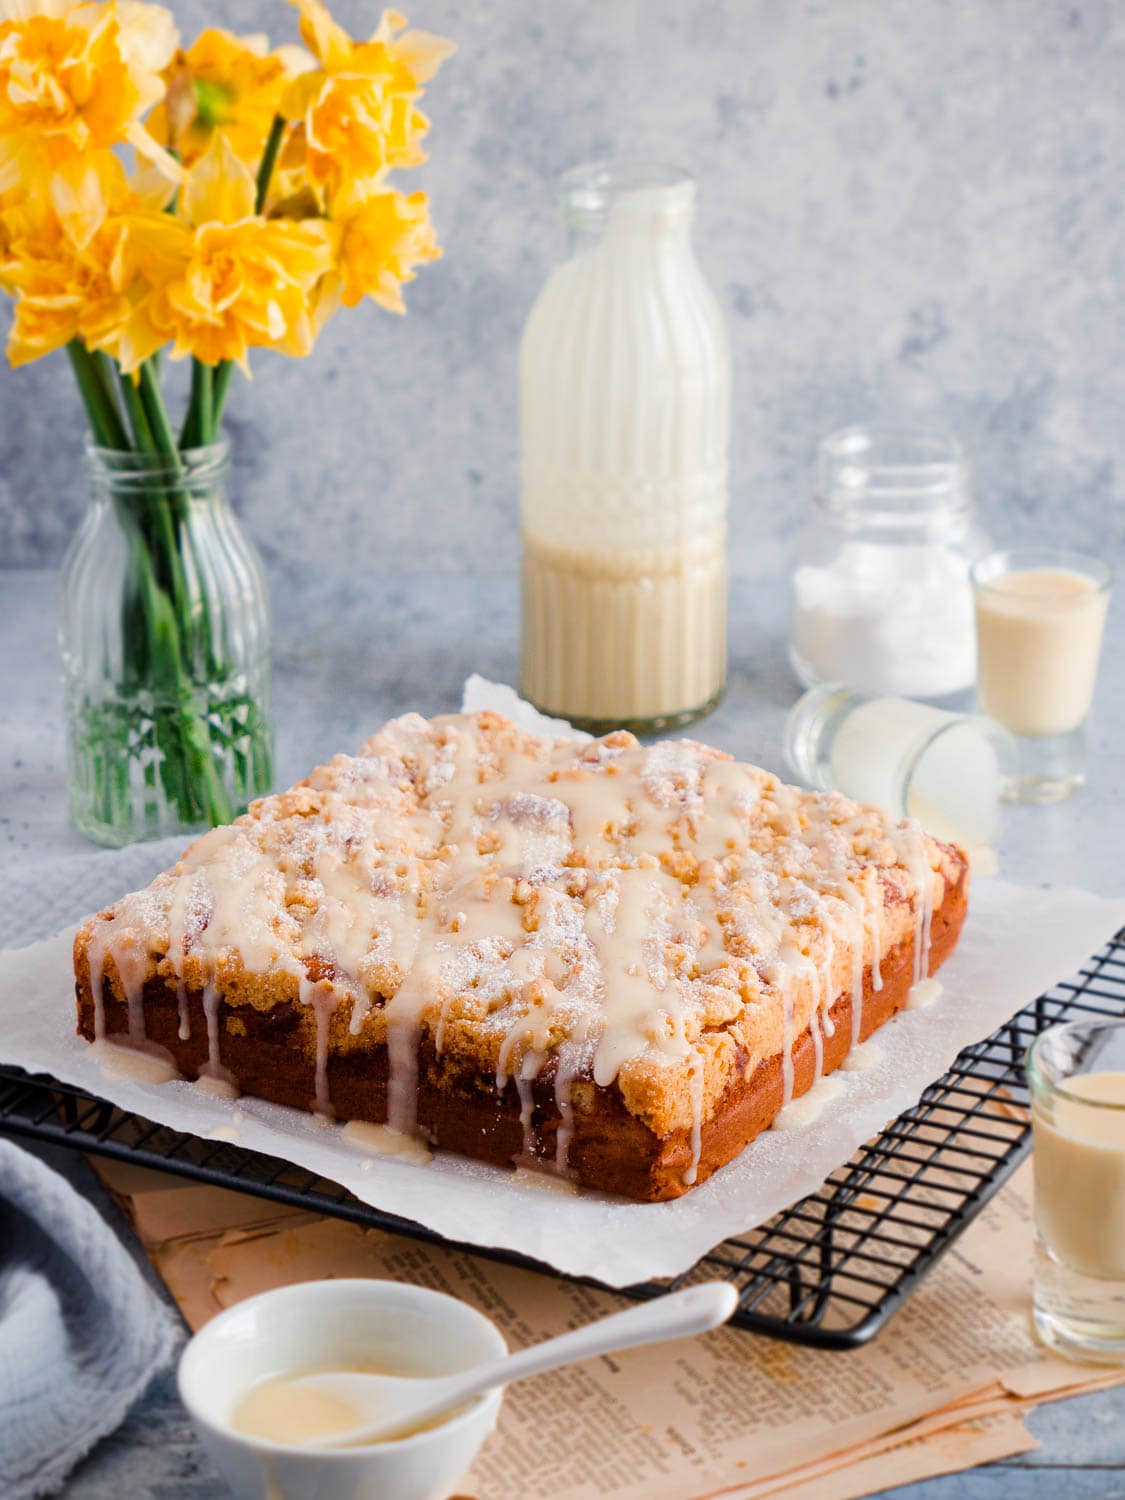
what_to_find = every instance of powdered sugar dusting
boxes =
[79,707,960,1187]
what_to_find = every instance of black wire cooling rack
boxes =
[2,928,1123,1349]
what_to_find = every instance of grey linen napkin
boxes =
[0,1140,179,1498]
[0,837,187,1494]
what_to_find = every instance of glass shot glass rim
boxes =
[971,546,1114,601]
[1027,1018,1125,1110]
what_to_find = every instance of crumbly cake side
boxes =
[73,710,969,1197]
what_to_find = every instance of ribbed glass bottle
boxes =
[520,161,731,733]
[59,440,273,846]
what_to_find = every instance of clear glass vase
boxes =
[59,440,274,847]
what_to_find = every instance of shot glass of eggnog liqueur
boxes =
[1029,1021,1125,1365]
[971,548,1112,803]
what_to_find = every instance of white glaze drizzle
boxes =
[80,713,955,1186]
[896,820,937,1002]
[839,1039,882,1072]
[299,976,339,1116]
[684,1052,705,1186]
[91,1039,178,1085]
[165,873,194,1042]
[770,1074,844,1131]
[779,967,796,1108]
[808,963,823,1083]
[906,977,944,1011]
[819,923,836,1042]
[839,882,867,1048]
[200,980,235,1090]
[551,1033,587,1175]
[341,1118,432,1165]
[512,1165,580,1195]
[194,1073,239,1099]
[514,1073,539,1163]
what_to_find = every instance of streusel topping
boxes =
[80,711,960,1181]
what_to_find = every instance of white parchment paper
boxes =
[1,679,1123,1286]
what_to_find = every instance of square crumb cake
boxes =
[73,711,969,1201]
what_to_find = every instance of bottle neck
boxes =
[85,441,231,505]
[559,161,696,257]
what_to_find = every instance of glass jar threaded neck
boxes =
[84,438,231,498]
[816,427,971,525]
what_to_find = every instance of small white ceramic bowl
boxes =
[178,1278,507,1500]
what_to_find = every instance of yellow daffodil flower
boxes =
[135,132,334,370]
[330,183,438,314]
[0,0,449,389]
[0,0,180,191]
[282,0,453,196]
[150,27,311,170]
[0,176,173,369]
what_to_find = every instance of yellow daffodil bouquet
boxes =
[0,0,453,844]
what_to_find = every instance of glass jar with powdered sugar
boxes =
[790,429,989,700]
[520,161,730,733]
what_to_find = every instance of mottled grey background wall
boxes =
[1,0,1122,575]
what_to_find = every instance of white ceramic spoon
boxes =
[293,1280,739,1447]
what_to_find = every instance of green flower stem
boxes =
[182,360,213,448]
[138,361,183,461]
[111,359,233,828]
[210,114,287,435]
[211,360,235,430]
[135,363,212,654]
[256,115,286,214]
[91,351,130,445]
[116,367,156,452]
[111,495,232,827]
[137,364,234,824]
[67,341,128,450]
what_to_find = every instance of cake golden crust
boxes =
[76,868,965,1201]
[72,709,970,1200]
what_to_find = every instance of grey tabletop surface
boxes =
[2,563,1123,1498]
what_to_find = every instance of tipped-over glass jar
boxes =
[790,428,990,701]
[519,161,731,733]
[785,683,1017,860]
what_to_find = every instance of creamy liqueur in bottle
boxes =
[519,162,731,732]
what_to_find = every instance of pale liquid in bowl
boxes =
[975,568,1108,737]
[233,1376,368,1446]
[231,1368,458,1447]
